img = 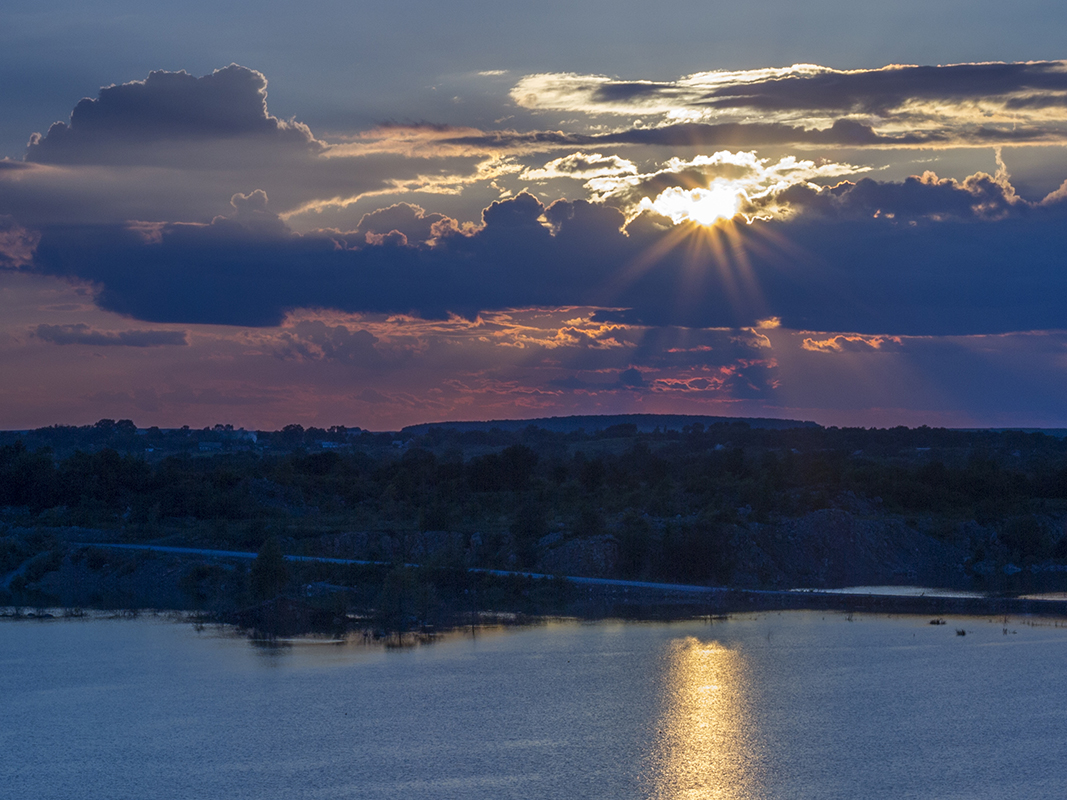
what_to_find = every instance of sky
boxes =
[2,1,1067,431]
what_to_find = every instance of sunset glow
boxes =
[0,3,1064,430]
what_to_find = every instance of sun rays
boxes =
[598,191,771,327]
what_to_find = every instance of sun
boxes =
[641,182,742,227]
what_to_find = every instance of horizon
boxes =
[3,3,1067,430]
[4,411,1067,438]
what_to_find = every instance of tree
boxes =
[250,536,289,601]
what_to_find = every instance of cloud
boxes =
[521,152,638,181]
[438,119,945,156]
[8,64,1067,339]
[328,123,507,159]
[30,194,341,326]
[578,150,865,215]
[351,203,458,246]
[801,334,903,353]
[273,320,383,365]
[33,323,187,347]
[0,67,488,227]
[510,62,1067,146]
[25,65,321,165]
[753,162,1027,222]
[0,215,39,267]
[692,61,1067,116]
[336,118,941,163]
[651,359,779,400]
[22,169,1067,336]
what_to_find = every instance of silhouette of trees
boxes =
[249,536,289,601]
[3,420,1067,589]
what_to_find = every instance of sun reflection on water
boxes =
[647,637,762,800]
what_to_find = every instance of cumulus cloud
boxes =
[25,65,321,165]
[22,170,1067,337]
[350,203,459,246]
[33,323,187,347]
[751,163,1027,222]
[0,66,488,227]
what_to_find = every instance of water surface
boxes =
[3,612,1065,799]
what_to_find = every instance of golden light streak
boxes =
[646,637,762,799]
[596,207,773,334]
[802,334,903,352]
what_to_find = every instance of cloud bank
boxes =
[21,169,1067,335]
[511,61,1067,146]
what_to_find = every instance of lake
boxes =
[3,611,1066,799]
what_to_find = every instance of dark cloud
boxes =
[22,175,1067,336]
[31,207,342,326]
[510,62,1067,148]
[600,119,940,147]
[352,203,455,246]
[34,323,187,347]
[274,321,382,365]
[759,169,1031,222]
[443,119,943,153]
[624,326,773,368]
[443,118,1067,157]
[589,309,644,325]
[696,62,1067,115]
[518,61,1067,118]
[26,65,320,165]
[541,347,778,401]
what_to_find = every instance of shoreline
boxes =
[5,585,1067,628]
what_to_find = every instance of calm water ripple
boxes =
[2,612,1066,799]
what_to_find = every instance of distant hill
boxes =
[402,413,820,436]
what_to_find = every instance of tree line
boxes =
[3,420,1066,574]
